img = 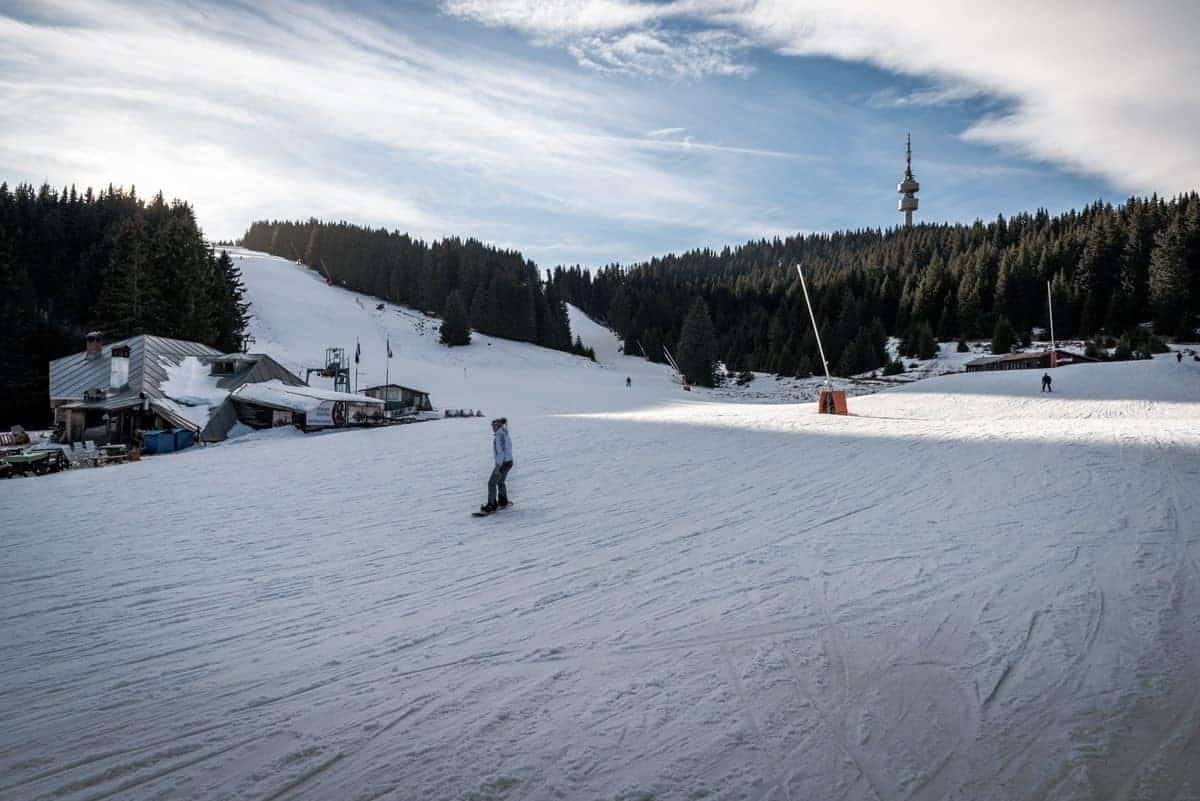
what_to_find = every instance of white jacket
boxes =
[493,425,512,465]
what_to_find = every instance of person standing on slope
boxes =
[482,417,513,514]
[626,376,631,388]
[1041,372,1053,393]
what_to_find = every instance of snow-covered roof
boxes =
[48,335,221,407]
[231,380,383,413]
[966,348,1095,368]
[156,356,231,431]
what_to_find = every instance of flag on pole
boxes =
[355,339,361,364]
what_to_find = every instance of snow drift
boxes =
[1,249,1198,801]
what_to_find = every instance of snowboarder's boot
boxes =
[498,497,510,509]
[480,502,497,515]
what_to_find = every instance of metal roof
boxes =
[48,335,221,408]
[209,354,306,391]
[361,383,430,395]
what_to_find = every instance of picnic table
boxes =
[99,444,129,464]
[2,448,69,476]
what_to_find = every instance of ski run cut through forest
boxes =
[3,249,1200,801]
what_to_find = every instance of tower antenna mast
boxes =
[897,133,920,227]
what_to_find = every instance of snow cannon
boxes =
[817,388,848,415]
[794,261,848,416]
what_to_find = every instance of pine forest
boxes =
[553,194,1200,385]
[0,183,249,427]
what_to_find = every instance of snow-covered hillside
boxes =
[2,251,1199,801]
[229,247,672,416]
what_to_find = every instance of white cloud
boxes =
[444,0,1200,196]
[593,133,808,160]
[567,28,753,79]
[445,0,752,79]
[441,0,679,36]
[867,83,981,109]
[0,0,782,258]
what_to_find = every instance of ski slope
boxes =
[3,251,1200,801]
[227,247,672,416]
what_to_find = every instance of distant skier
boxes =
[1041,372,1053,393]
[480,418,513,514]
[1178,351,1184,363]
[626,376,631,388]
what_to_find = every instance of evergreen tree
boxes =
[92,218,157,339]
[677,298,719,387]
[440,290,471,346]
[214,250,251,352]
[1148,221,1191,337]
[836,341,861,376]
[470,281,501,339]
[992,317,1015,354]
[917,322,938,360]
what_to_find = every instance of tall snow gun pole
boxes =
[795,261,847,414]
[795,262,832,388]
[662,345,690,391]
[1047,280,1057,368]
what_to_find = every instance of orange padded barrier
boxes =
[817,388,848,415]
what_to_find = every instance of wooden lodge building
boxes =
[49,333,355,444]
[48,333,426,446]
[965,348,1099,373]
[50,333,226,445]
[360,384,433,416]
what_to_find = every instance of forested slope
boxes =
[240,220,577,354]
[555,194,1200,378]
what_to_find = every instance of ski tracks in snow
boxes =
[4,358,1200,800]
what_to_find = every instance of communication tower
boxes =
[897,133,919,227]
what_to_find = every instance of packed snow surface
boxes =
[2,250,1200,801]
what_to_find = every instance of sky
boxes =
[1,0,1198,267]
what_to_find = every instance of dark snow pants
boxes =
[488,460,513,505]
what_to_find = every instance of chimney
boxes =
[85,331,103,360]
[109,345,130,390]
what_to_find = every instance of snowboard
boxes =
[472,502,513,517]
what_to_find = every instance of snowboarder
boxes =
[480,418,513,514]
[1041,372,1052,393]
[626,376,631,388]
[1177,351,1184,363]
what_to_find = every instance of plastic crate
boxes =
[142,430,174,454]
